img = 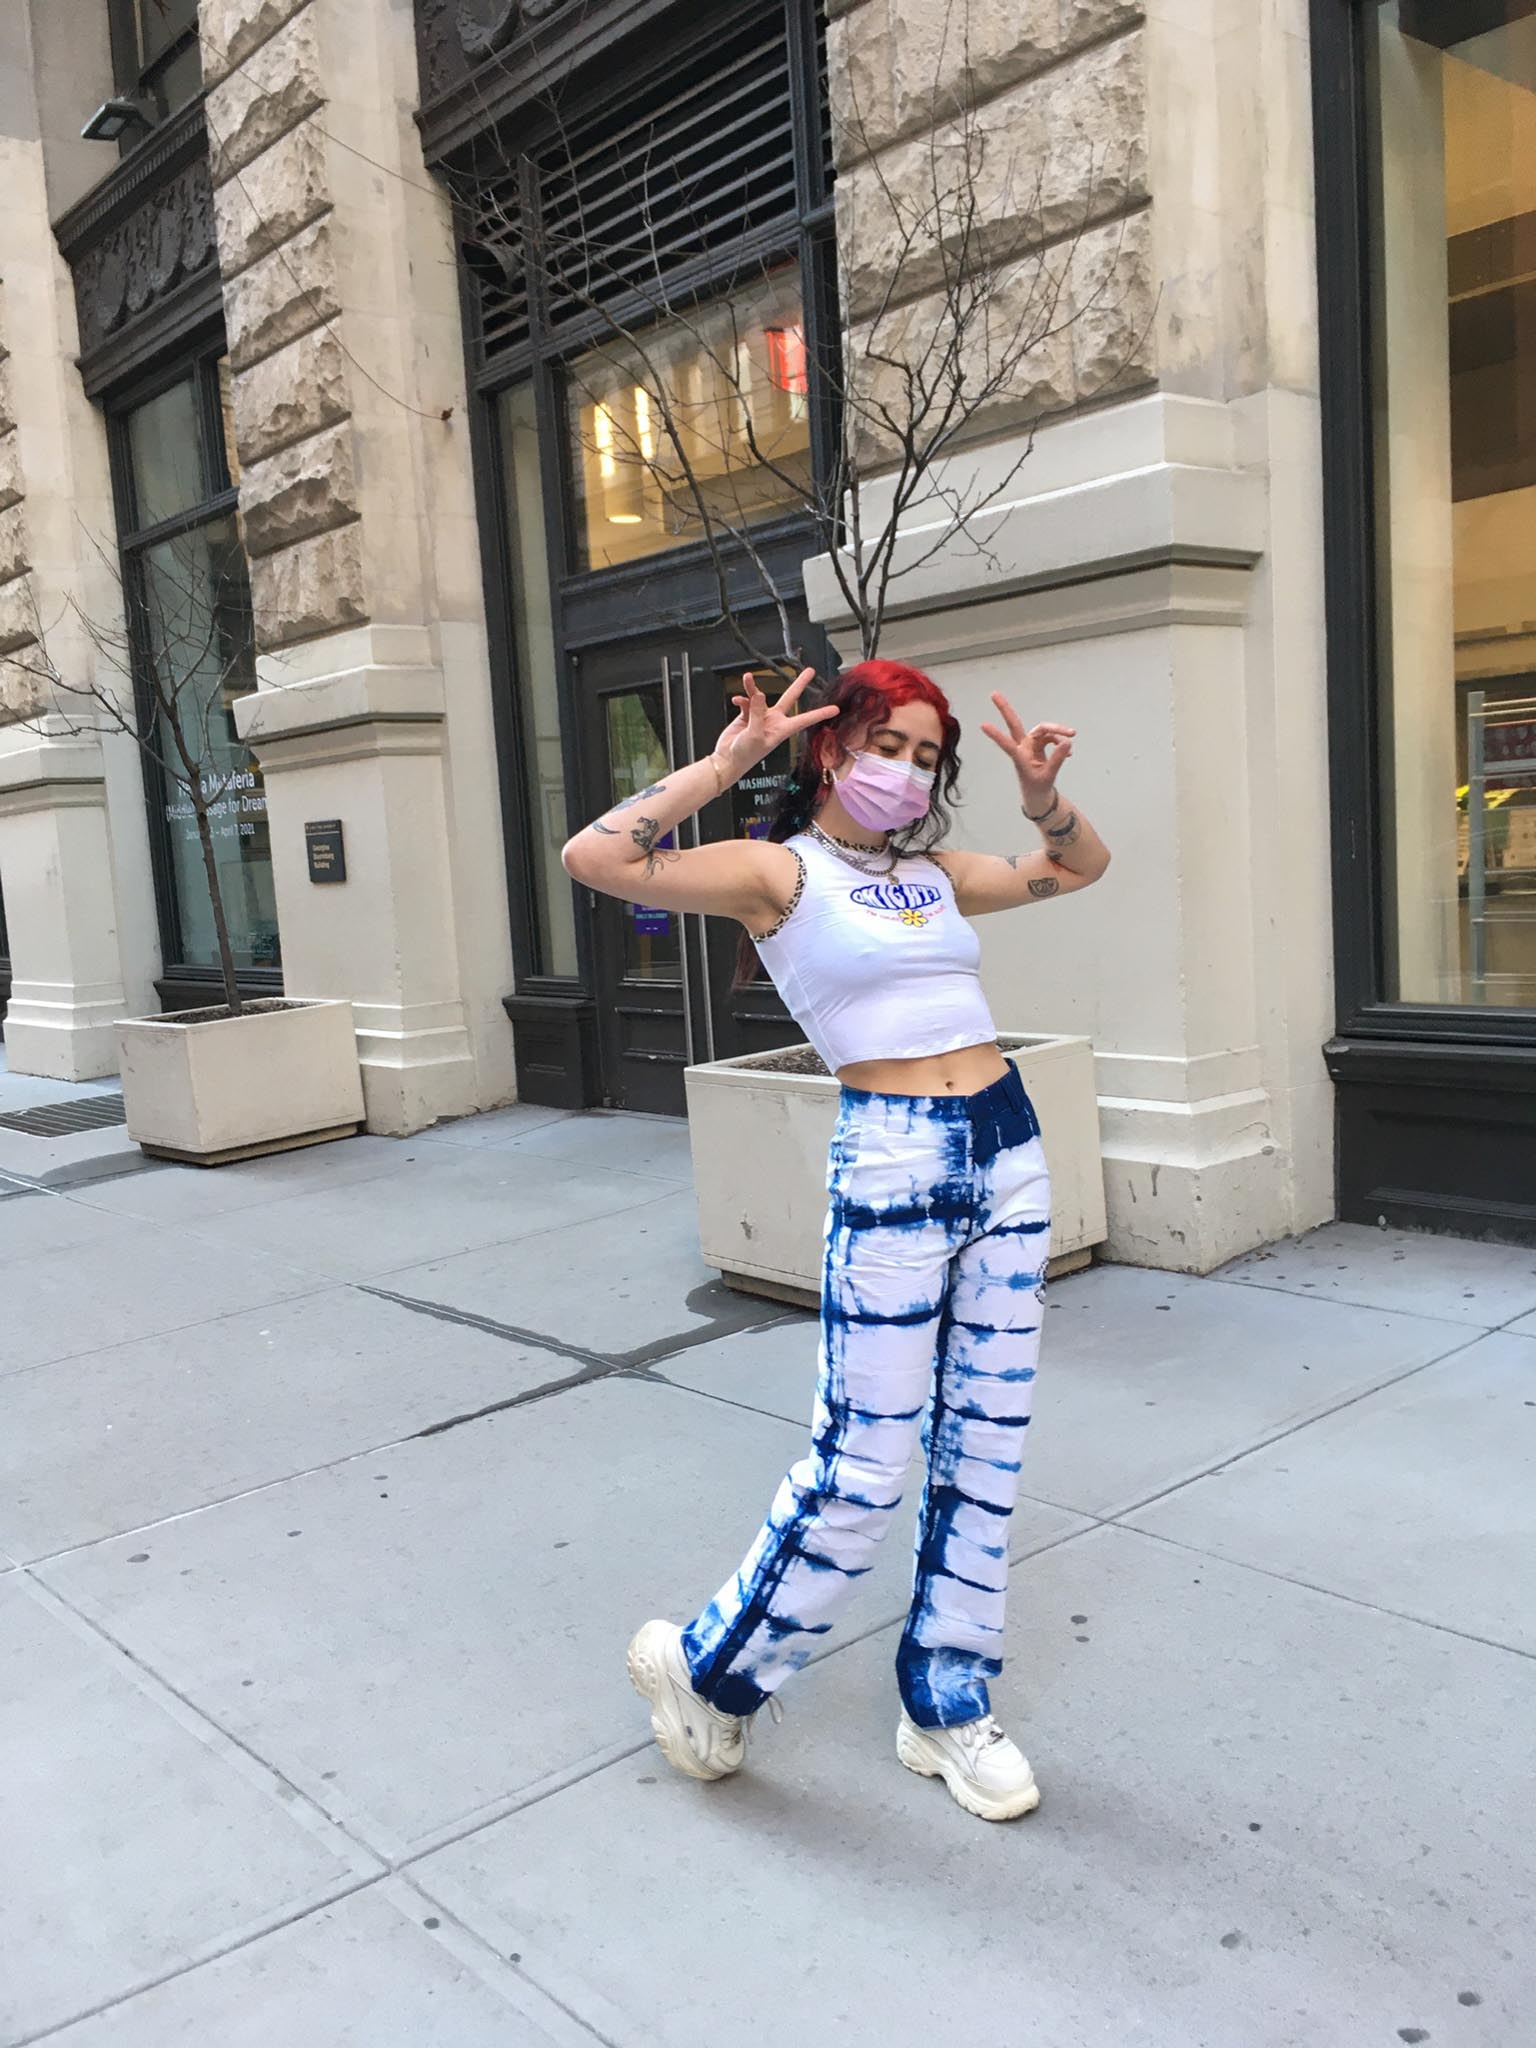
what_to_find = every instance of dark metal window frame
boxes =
[106,0,202,133]
[1311,0,1536,1054]
[104,336,281,1006]
[444,0,834,1005]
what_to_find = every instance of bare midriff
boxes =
[835,1039,1009,1097]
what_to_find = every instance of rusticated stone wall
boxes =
[829,0,1154,440]
[199,0,366,649]
[0,293,40,707]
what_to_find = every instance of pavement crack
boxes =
[359,1283,805,1440]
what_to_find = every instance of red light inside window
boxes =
[765,325,808,395]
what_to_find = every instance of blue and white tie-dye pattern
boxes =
[682,1065,1050,1730]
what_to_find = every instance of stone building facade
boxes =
[1,0,1531,1263]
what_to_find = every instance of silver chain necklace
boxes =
[807,818,899,875]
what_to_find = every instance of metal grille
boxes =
[0,1093,128,1137]
[469,8,803,368]
[537,12,799,330]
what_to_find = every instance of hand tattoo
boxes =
[1027,874,1061,899]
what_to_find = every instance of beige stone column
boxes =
[202,0,516,1133]
[813,0,1337,1271]
[0,3,159,1078]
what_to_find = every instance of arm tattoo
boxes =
[642,847,681,880]
[630,814,662,856]
[590,819,619,835]
[1027,874,1061,899]
[615,780,668,810]
[1002,853,1021,870]
[1045,809,1080,849]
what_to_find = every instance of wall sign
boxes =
[305,819,347,884]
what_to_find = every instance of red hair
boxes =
[798,659,961,784]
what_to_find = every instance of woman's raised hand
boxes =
[715,667,838,775]
[980,690,1076,814]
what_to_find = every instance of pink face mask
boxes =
[836,750,936,831]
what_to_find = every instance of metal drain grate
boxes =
[0,1093,127,1137]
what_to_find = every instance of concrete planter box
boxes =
[685,1032,1107,1307]
[116,998,365,1166]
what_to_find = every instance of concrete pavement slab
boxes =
[415,1104,575,1150]
[35,1375,1086,1859]
[0,1577,364,2047]
[0,1184,155,1265]
[378,1191,770,1360]
[0,1219,324,1377]
[41,1887,592,2048]
[495,1111,695,1183]
[66,1135,417,1223]
[416,1523,1534,2048]
[176,1147,675,1284]
[0,1286,578,1561]
[1124,1329,1536,1652]
[1215,1219,1536,1327]
[659,1263,1478,1515]
[1506,1305,1536,1339]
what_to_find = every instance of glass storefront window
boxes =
[1368,4,1536,1007]
[499,382,579,978]
[120,362,279,978]
[125,375,206,530]
[141,518,279,971]
[566,265,812,573]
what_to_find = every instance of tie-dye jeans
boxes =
[681,1064,1051,1730]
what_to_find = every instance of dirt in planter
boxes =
[732,1046,830,1077]
[159,999,312,1026]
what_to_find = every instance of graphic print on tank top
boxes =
[847,877,946,929]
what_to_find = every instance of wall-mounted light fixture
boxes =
[80,97,152,143]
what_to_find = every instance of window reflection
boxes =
[1369,4,1536,1006]
[567,266,812,572]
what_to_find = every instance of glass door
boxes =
[575,634,815,1111]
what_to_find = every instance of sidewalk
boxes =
[1,1057,1532,2046]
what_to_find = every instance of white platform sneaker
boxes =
[896,1709,1041,1821]
[626,1620,748,1782]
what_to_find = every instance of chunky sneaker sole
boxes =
[626,1620,745,1782]
[897,1714,1042,1822]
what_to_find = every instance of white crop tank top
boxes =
[751,830,997,1074]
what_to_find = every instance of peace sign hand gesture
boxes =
[981,691,1076,815]
[715,668,838,776]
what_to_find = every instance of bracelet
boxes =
[1023,791,1060,823]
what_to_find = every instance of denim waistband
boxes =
[837,1063,1040,1162]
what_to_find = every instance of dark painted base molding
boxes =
[502,990,601,1110]
[1327,1035,1536,1248]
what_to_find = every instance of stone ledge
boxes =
[235,661,446,749]
[804,455,1264,634]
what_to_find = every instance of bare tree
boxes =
[456,0,1149,667]
[5,523,262,1015]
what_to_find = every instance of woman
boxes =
[562,658,1110,1821]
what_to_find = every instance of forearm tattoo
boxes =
[1027,874,1060,899]
[615,780,668,810]
[1044,809,1080,850]
[590,819,619,835]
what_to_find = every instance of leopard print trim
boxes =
[749,844,806,942]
